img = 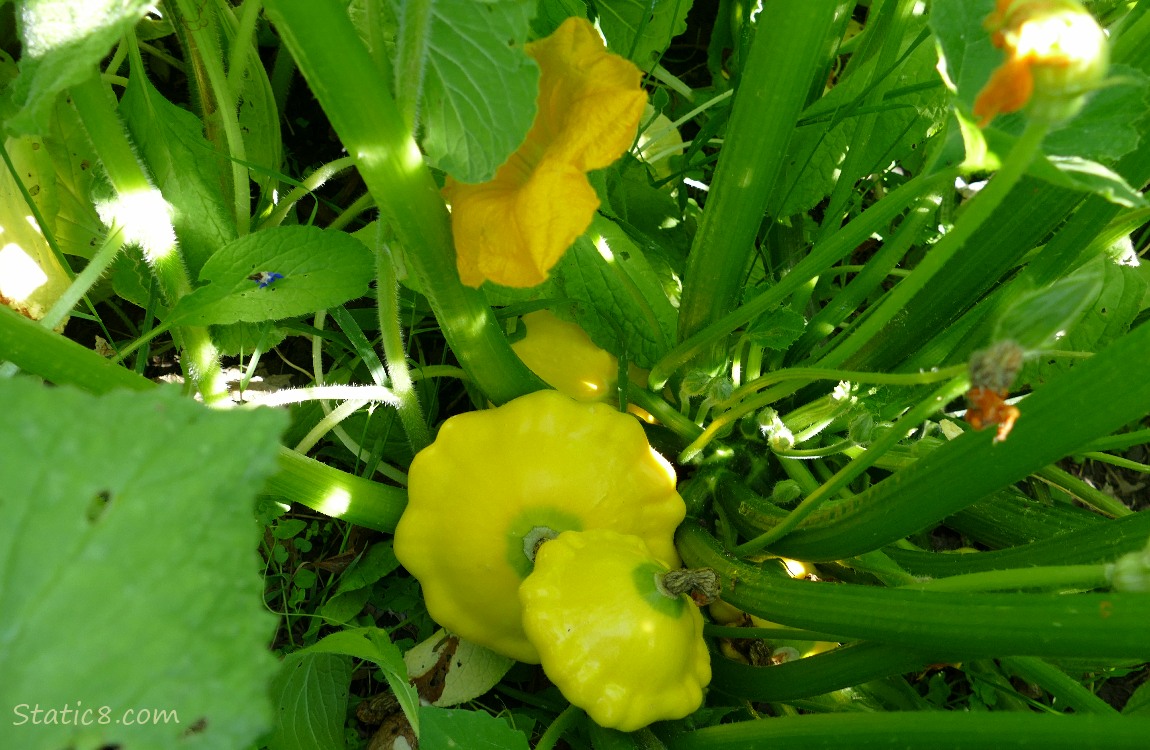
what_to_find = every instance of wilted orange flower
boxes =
[965,387,1020,443]
[965,340,1025,443]
[443,17,647,288]
[972,0,1108,126]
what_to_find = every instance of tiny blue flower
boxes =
[249,271,284,288]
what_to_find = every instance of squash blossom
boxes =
[972,0,1109,126]
[442,17,647,288]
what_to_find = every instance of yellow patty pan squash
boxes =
[519,529,711,731]
[394,390,685,663]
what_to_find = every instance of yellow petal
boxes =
[446,157,599,288]
[973,57,1034,125]
[445,17,646,288]
[526,17,648,172]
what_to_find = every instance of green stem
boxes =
[703,625,848,642]
[668,713,1150,749]
[258,156,356,229]
[681,363,966,464]
[732,376,969,555]
[649,169,955,389]
[711,641,934,704]
[268,449,406,532]
[815,0,922,240]
[773,439,856,458]
[727,363,966,407]
[534,704,583,750]
[226,0,264,98]
[1035,465,1132,517]
[818,119,1051,368]
[292,397,370,455]
[169,0,250,235]
[648,63,695,101]
[1081,428,1150,453]
[326,191,375,232]
[392,0,432,132]
[69,72,226,401]
[675,0,845,372]
[792,189,940,360]
[263,1,545,404]
[1000,656,1120,715]
[1083,451,1150,473]
[903,564,1110,593]
[41,226,126,332]
[678,523,1150,660]
[378,240,432,454]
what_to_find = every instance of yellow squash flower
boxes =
[443,17,647,288]
[972,0,1108,126]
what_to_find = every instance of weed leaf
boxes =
[419,706,530,750]
[597,0,694,67]
[552,214,677,368]
[120,49,238,276]
[169,225,374,326]
[267,652,354,750]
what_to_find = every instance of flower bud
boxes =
[973,0,1109,126]
[1108,542,1150,593]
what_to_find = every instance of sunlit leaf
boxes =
[7,0,154,133]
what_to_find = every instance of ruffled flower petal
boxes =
[527,17,648,172]
[444,17,647,288]
[448,158,599,288]
[973,57,1034,124]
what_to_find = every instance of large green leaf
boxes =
[0,379,285,750]
[414,0,538,183]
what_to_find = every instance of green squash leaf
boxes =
[0,379,285,750]
[597,0,694,68]
[414,0,538,183]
